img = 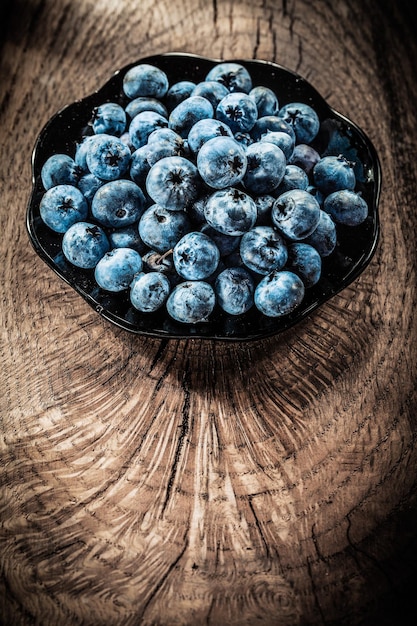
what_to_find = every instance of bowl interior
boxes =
[27,53,381,341]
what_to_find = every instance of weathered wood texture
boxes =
[1,1,417,624]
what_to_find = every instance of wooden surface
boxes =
[1,1,417,624]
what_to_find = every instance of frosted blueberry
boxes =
[303,210,337,257]
[166,281,216,323]
[62,221,110,269]
[204,187,257,236]
[272,189,321,240]
[85,134,131,181]
[197,136,247,189]
[94,247,143,292]
[243,141,286,195]
[130,271,171,312]
[273,164,309,195]
[216,92,258,133]
[313,155,356,195]
[173,231,220,280]
[215,267,255,315]
[323,189,368,226]
[40,184,88,233]
[165,81,196,111]
[240,226,288,275]
[254,270,305,317]
[109,226,148,254]
[91,179,147,228]
[146,128,187,165]
[277,102,320,144]
[168,96,214,138]
[288,143,321,175]
[91,102,126,136]
[41,153,80,190]
[205,62,253,93]
[286,242,322,287]
[146,155,201,211]
[192,81,229,109]
[249,85,279,117]
[77,173,105,204]
[138,203,191,253]
[128,110,169,150]
[123,63,169,99]
[130,145,151,186]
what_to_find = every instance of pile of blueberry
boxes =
[38,61,369,324]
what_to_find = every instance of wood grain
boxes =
[1,0,417,624]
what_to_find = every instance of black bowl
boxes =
[26,52,381,342]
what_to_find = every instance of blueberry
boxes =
[41,153,80,189]
[165,81,197,111]
[254,194,275,225]
[128,110,169,150]
[166,280,216,323]
[94,247,143,292]
[204,187,257,236]
[129,145,151,186]
[146,128,187,165]
[243,141,286,194]
[216,92,258,134]
[62,221,110,269]
[187,118,233,154]
[277,102,320,144]
[191,81,229,109]
[306,184,325,207]
[323,189,368,226]
[91,179,147,228]
[200,224,241,256]
[240,225,288,275]
[260,130,295,160]
[303,210,337,256]
[90,102,126,136]
[288,143,321,175]
[168,95,214,138]
[123,63,169,99]
[39,184,88,233]
[145,155,201,210]
[250,116,295,142]
[130,271,171,312]
[125,97,168,119]
[173,231,220,280]
[109,226,148,254]
[271,189,321,240]
[205,62,253,93]
[77,173,105,204]
[138,203,191,253]
[187,193,211,226]
[273,164,309,195]
[312,155,356,195]
[196,136,247,189]
[85,134,131,180]
[254,270,305,317]
[215,266,255,315]
[75,135,102,171]
[286,242,322,287]
[249,85,279,117]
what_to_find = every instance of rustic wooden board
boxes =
[1,1,417,624]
